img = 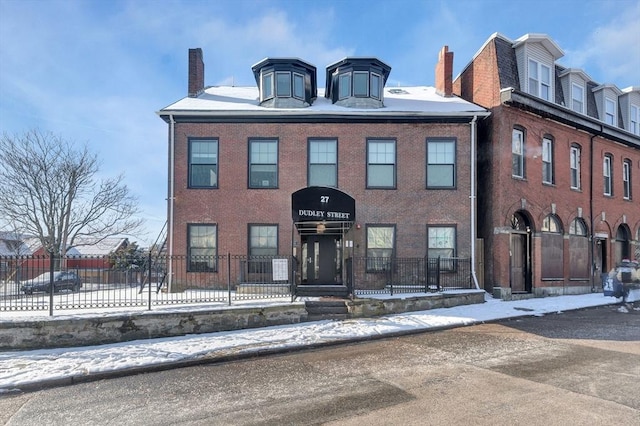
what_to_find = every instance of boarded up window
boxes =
[569,236,589,279]
[541,215,563,280]
[569,219,589,279]
[541,233,563,279]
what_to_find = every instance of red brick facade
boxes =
[170,121,476,260]
[454,34,640,299]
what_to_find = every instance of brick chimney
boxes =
[435,46,453,97]
[188,48,204,98]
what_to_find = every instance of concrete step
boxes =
[296,285,349,298]
[304,299,349,321]
[306,313,349,322]
[305,301,348,315]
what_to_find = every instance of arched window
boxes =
[569,218,589,279]
[541,214,563,279]
[615,225,631,264]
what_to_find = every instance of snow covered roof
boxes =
[72,237,128,256]
[159,86,488,117]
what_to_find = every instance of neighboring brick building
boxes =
[158,47,488,295]
[453,33,640,299]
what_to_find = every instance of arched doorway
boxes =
[510,211,533,293]
[615,224,632,265]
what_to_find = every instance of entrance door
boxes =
[302,236,339,284]
[510,233,531,293]
[594,239,607,287]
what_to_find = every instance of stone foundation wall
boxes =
[0,304,308,351]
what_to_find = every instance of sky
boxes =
[1,0,639,246]
[1,291,637,392]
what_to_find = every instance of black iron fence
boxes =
[0,254,473,314]
[348,256,473,296]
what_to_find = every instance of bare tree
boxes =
[0,129,144,257]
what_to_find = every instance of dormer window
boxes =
[326,57,391,108]
[559,68,591,115]
[513,35,563,103]
[592,84,622,127]
[262,73,273,99]
[337,71,383,101]
[252,58,317,108]
[631,104,639,135]
[571,83,584,113]
[605,97,616,125]
[528,59,551,101]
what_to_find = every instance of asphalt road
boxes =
[1,304,639,425]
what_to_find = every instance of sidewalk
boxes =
[0,292,635,393]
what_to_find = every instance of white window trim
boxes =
[603,155,612,196]
[604,97,616,126]
[512,129,525,178]
[542,137,553,184]
[623,160,631,200]
[571,83,584,114]
[630,104,639,136]
[528,59,552,101]
[570,146,581,190]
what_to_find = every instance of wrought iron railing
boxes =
[0,254,473,314]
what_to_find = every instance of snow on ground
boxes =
[0,292,636,393]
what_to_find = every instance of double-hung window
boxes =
[512,128,525,178]
[308,139,337,187]
[630,104,639,135]
[248,224,278,274]
[428,226,456,271]
[605,98,616,125]
[189,139,218,188]
[571,83,584,114]
[603,154,613,196]
[623,159,631,200]
[188,224,217,272]
[427,138,456,188]
[542,137,554,184]
[249,139,278,188]
[367,139,396,188]
[366,225,395,272]
[570,145,581,190]
[528,59,551,101]
[249,225,278,256]
[293,73,304,100]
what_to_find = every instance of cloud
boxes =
[564,2,640,87]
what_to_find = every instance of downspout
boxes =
[168,114,176,292]
[470,115,481,290]
[588,128,599,292]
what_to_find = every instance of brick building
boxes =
[158,47,488,295]
[453,33,640,299]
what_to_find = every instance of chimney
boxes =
[435,45,453,97]
[188,48,204,98]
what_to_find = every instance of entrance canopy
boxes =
[291,186,355,235]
